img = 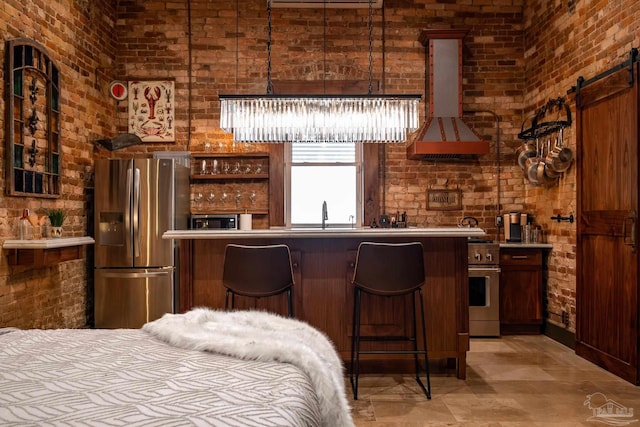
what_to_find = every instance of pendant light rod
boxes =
[368,0,373,94]
[266,0,274,94]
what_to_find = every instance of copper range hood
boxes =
[407,29,489,160]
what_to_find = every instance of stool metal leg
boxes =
[225,289,231,311]
[412,291,421,384]
[418,288,431,399]
[350,287,362,400]
[287,288,293,318]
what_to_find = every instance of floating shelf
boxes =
[3,236,94,267]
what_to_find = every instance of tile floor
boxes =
[348,335,640,426]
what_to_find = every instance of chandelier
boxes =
[219,0,421,143]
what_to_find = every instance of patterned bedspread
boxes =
[0,328,322,426]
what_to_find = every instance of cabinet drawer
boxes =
[500,249,542,266]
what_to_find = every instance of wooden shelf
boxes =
[3,237,94,267]
[190,209,268,215]
[191,173,269,180]
[191,152,269,159]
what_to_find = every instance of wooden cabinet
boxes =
[190,153,269,216]
[499,248,543,334]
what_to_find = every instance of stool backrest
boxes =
[223,244,294,297]
[353,241,425,295]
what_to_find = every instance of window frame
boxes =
[284,142,363,228]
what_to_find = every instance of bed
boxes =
[0,308,353,427]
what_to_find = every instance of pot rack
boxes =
[517,97,572,141]
[515,97,573,187]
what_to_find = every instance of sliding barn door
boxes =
[576,63,639,384]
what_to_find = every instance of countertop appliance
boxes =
[190,213,238,230]
[505,212,527,243]
[94,158,189,328]
[468,239,501,337]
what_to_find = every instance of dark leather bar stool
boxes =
[350,241,431,400]
[222,244,294,317]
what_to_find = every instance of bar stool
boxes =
[350,241,431,400]
[222,244,294,317]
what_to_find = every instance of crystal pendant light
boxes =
[219,0,421,144]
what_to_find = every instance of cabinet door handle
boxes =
[623,211,636,252]
[511,255,529,259]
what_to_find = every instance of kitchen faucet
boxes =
[322,201,328,229]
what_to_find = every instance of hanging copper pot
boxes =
[516,115,537,170]
[517,141,537,170]
[536,160,559,187]
[545,128,573,173]
[525,154,541,186]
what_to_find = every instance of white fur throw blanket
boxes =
[143,308,354,427]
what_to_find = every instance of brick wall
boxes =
[0,0,116,328]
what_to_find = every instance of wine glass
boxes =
[249,190,257,206]
[194,192,203,208]
[206,191,215,203]
[235,190,242,207]
[220,191,228,204]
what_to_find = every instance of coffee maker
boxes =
[504,212,527,242]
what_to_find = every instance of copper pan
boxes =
[543,137,562,180]
[517,141,537,170]
[525,154,541,186]
[546,129,573,173]
[536,161,559,187]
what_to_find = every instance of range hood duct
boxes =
[407,29,489,160]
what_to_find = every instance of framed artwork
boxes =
[128,80,175,142]
[426,189,462,211]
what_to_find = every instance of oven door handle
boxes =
[468,266,501,273]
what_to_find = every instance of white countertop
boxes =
[2,236,95,249]
[163,227,488,240]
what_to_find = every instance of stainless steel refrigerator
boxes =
[94,158,189,328]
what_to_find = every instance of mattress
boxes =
[0,327,323,426]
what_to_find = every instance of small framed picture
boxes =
[426,189,462,211]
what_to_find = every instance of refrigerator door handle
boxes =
[133,167,141,258]
[126,167,133,261]
[100,271,170,279]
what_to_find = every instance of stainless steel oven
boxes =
[468,241,501,337]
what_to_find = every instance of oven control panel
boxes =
[468,244,500,265]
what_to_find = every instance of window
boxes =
[285,142,362,228]
[5,39,61,198]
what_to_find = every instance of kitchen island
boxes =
[164,227,485,379]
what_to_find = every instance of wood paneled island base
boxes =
[167,228,480,379]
